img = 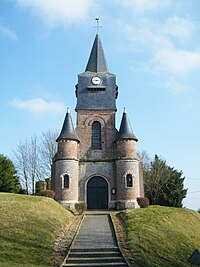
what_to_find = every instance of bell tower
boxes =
[75,33,118,111]
[74,33,119,209]
[75,33,118,162]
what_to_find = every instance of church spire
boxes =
[85,33,108,73]
[56,108,79,142]
[116,108,138,141]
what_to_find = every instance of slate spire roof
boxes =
[85,33,108,73]
[56,108,79,142]
[116,108,138,141]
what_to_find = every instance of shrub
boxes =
[75,202,85,214]
[18,188,28,194]
[41,190,55,199]
[35,180,46,195]
[137,197,150,208]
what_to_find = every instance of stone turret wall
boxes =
[116,159,140,200]
[53,159,79,208]
[115,139,140,209]
[52,140,79,208]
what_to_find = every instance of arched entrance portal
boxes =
[87,176,108,209]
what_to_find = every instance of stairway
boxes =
[62,247,128,266]
[61,214,129,267]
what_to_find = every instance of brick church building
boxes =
[51,33,144,210]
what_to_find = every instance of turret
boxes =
[56,108,79,160]
[115,108,140,209]
[116,108,138,159]
[51,109,79,208]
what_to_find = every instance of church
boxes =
[51,33,144,210]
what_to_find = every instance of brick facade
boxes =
[76,110,116,160]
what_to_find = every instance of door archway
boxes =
[87,176,108,209]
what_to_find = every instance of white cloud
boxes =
[114,0,171,13]
[153,48,200,74]
[115,12,200,75]
[119,14,195,48]
[164,16,195,39]
[15,0,97,28]
[112,7,200,95]
[10,98,66,114]
[0,24,18,41]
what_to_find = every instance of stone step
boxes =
[70,247,119,253]
[67,256,125,263]
[63,248,128,267]
[61,215,129,267]
[69,251,121,258]
[62,263,128,267]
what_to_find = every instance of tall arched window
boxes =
[63,174,69,189]
[92,121,101,150]
[126,174,133,188]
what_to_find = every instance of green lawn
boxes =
[120,206,200,267]
[0,193,73,267]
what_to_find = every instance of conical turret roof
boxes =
[85,33,108,73]
[56,109,79,142]
[116,108,138,141]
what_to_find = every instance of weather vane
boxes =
[94,17,102,33]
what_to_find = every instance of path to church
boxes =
[62,213,129,267]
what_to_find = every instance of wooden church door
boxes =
[87,176,108,209]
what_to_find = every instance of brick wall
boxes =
[116,139,137,159]
[57,140,78,160]
[76,110,117,160]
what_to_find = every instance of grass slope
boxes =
[120,206,200,267]
[0,193,73,267]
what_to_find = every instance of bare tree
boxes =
[14,141,30,194]
[28,135,41,194]
[14,136,41,194]
[39,130,58,177]
[14,130,58,194]
[138,150,151,171]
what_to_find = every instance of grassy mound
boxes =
[120,206,200,267]
[0,193,73,267]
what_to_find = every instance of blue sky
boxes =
[1,0,200,210]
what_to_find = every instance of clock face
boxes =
[92,76,101,85]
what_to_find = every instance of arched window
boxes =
[126,174,133,188]
[63,174,69,189]
[92,121,101,150]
